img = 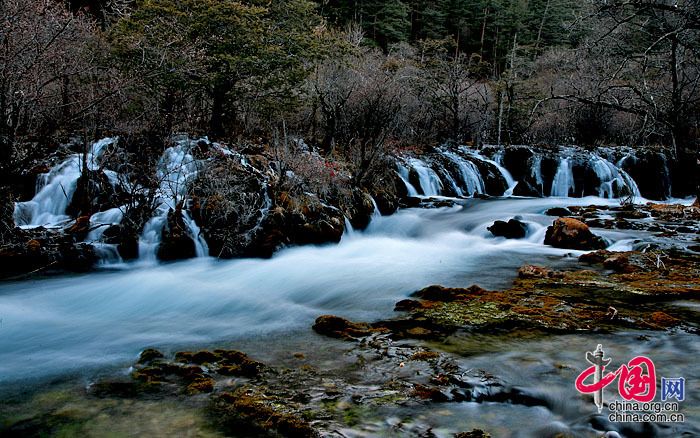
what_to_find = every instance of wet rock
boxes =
[312,315,384,339]
[58,242,97,272]
[344,189,375,230]
[157,206,197,261]
[513,180,541,197]
[455,430,491,438]
[0,230,97,277]
[138,348,164,364]
[103,224,139,260]
[212,389,318,438]
[544,207,572,217]
[518,265,562,279]
[615,208,649,220]
[66,170,121,218]
[544,217,606,250]
[65,215,91,241]
[413,284,488,301]
[488,218,528,239]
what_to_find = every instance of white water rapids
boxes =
[0,196,663,384]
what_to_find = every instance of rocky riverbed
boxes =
[1,199,698,437]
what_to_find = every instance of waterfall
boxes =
[138,138,209,260]
[531,154,544,192]
[550,157,575,197]
[396,163,419,196]
[440,151,485,196]
[13,138,117,227]
[590,155,640,199]
[408,158,443,196]
[462,148,517,196]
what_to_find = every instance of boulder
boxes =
[513,180,541,197]
[157,207,197,261]
[66,215,91,241]
[545,207,572,217]
[103,224,139,260]
[66,170,121,218]
[544,217,607,250]
[312,315,379,339]
[488,219,528,239]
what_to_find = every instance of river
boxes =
[1,196,697,437]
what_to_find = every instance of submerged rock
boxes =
[544,217,606,250]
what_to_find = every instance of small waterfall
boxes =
[86,207,124,242]
[82,207,125,265]
[531,154,544,192]
[408,158,442,196]
[440,151,485,196]
[590,155,640,199]
[138,138,209,260]
[396,163,419,196]
[342,216,356,239]
[550,157,575,197]
[462,148,517,196]
[13,138,117,227]
[183,209,209,257]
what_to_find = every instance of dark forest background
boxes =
[1,0,698,193]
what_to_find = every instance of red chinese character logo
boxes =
[575,344,656,412]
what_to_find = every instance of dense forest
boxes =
[2,1,698,170]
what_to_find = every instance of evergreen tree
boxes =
[111,0,330,138]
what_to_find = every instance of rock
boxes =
[312,315,381,339]
[61,243,98,272]
[103,224,139,260]
[455,430,491,438]
[65,215,91,241]
[157,206,197,261]
[518,265,553,279]
[545,207,572,216]
[138,348,164,364]
[544,217,607,250]
[615,209,649,219]
[345,189,374,230]
[513,180,541,197]
[488,218,528,239]
[213,389,317,438]
[66,169,121,218]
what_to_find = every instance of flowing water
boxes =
[2,139,697,436]
[0,196,677,384]
[13,138,117,228]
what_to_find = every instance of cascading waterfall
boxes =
[440,150,485,196]
[408,158,443,196]
[138,138,209,261]
[550,157,575,197]
[396,163,419,196]
[590,155,641,199]
[13,138,117,227]
[86,207,125,264]
[399,146,646,201]
[463,148,518,196]
[531,154,544,192]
